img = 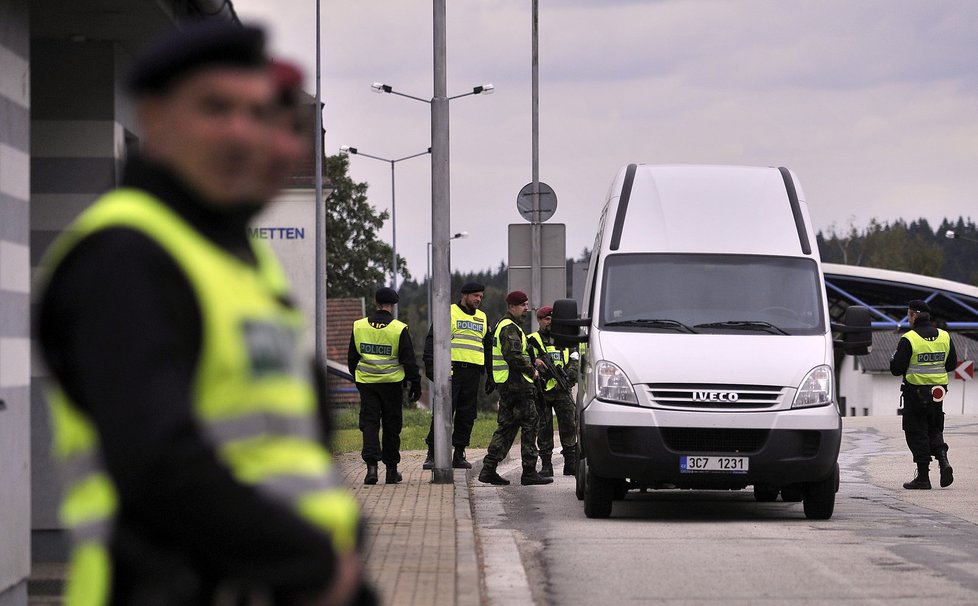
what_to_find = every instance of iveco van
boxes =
[552,165,870,519]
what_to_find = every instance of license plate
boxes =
[680,455,749,474]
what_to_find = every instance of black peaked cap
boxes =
[128,20,266,95]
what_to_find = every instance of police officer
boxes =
[422,282,490,470]
[37,22,370,605]
[479,291,553,486]
[527,305,580,477]
[349,287,422,485]
[890,299,957,489]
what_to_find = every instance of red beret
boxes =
[506,291,528,306]
[536,305,553,319]
[270,59,303,105]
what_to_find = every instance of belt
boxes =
[452,361,481,369]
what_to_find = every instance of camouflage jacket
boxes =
[498,312,535,387]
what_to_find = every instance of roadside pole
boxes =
[530,0,542,326]
[431,0,453,483]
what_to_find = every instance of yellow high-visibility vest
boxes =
[491,318,534,384]
[902,329,951,385]
[353,318,406,383]
[41,189,360,606]
[450,305,487,364]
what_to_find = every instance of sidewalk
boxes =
[336,450,483,606]
[27,451,484,606]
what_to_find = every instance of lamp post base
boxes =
[431,468,454,484]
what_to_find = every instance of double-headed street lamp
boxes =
[372,81,494,103]
[371,77,493,483]
[339,145,431,292]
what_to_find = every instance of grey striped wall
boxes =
[0,0,31,602]
[28,38,138,562]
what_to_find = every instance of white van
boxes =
[551,164,870,520]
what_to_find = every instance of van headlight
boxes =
[595,360,638,405]
[792,365,833,409]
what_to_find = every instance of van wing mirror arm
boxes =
[552,317,591,328]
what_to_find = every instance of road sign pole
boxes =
[530,0,541,325]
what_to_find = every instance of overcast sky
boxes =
[232,0,978,279]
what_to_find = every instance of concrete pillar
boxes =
[0,1,32,602]
[29,37,137,563]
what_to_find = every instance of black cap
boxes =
[127,21,267,95]
[375,287,399,305]
[460,282,485,294]
[908,299,931,314]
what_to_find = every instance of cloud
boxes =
[232,0,978,277]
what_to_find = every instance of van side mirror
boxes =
[550,298,589,349]
[832,305,872,356]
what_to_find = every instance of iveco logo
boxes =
[692,391,739,402]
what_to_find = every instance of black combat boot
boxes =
[521,465,554,486]
[364,463,378,485]
[562,451,577,476]
[903,463,931,490]
[478,462,510,485]
[539,455,554,477]
[453,447,472,469]
[385,465,402,484]
[936,444,954,488]
[422,445,434,470]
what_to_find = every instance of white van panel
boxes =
[596,331,831,393]
[583,399,842,431]
[608,165,809,256]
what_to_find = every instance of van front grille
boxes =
[645,383,784,409]
[660,428,769,454]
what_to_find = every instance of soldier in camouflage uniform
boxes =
[527,306,580,477]
[478,291,553,486]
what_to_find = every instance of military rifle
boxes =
[529,340,573,395]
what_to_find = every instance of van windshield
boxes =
[600,254,825,336]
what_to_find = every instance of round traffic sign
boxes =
[517,181,557,223]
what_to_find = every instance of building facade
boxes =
[0,2,239,603]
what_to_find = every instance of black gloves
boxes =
[484,379,496,395]
[409,382,422,403]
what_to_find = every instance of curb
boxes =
[454,468,481,606]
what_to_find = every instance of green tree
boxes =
[325,154,409,298]
[863,219,943,277]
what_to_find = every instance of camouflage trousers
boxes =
[483,383,539,469]
[536,389,577,457]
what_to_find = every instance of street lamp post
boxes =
[426,232,468,327]
[339,145,431,293]
[372,76,493,483]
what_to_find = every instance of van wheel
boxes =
[584,467,614,518]
[780,486,804,502]
[753,485,779,502]
[575,447,585,501]
[803,463,839,520]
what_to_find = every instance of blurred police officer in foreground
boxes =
[890,299,957,490]
[478,291,553,486]
[348,287,422,485]
[38,21,371,605]
[422,282,489,470]
[527,305,580,477]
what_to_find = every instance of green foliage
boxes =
[325,154,410,298]
[328,409,500,454]
[817,216,976,285]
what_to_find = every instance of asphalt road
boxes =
[471,415,978,605]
